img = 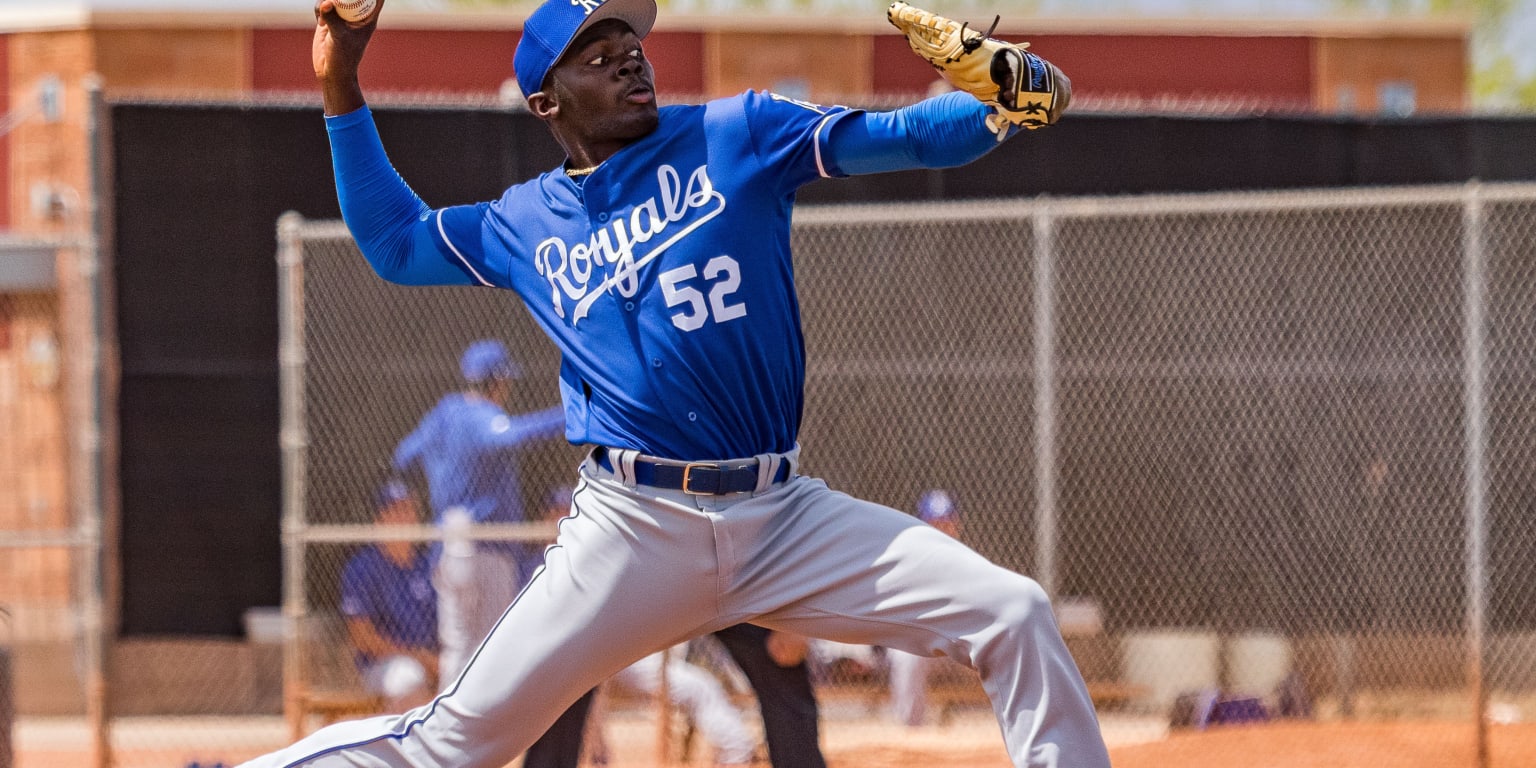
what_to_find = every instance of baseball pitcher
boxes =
[242,0,1106,766]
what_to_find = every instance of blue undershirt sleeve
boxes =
[326,106,480,286]
[825,91,1011,176]
[475,405,567,450]
[392,419,430,474]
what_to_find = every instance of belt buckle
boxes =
[681,463,721,495]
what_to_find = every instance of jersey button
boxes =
[597,212,609,222]
[624,301,636,311]
[687,412,698,422]
[652,359,662,368]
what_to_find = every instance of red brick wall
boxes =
[221,23,1464,114]
[0,17,1474,238]
[1035,35,1313,103]
[251,27,520,95]
[95,28,249,94]
[870,33,949,96]
[251,28,703,99]
[0,19,1474,107]
[707,30,871,101]
[250,28,322,93]
[643,31,705,97]
[1314,35,1467,113]
[361,28,521,93]
[9,31,94,235]
[0,34,9,229]
[874,32,1315,106]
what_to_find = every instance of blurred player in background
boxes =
[243,0,1106,765]
[393,340,594,767]
[393,338,562,680]
[886,489,961,726]
[709,624,826,768]
[340,479,438,712]
[610,646,760,767]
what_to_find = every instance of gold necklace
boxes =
[566,164,600,178]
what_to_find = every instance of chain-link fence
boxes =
[275,182,1536,767]
[0,235,107,768]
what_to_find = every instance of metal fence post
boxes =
[277,211,310,737]
[80,73,110,768]
[0,606,11,768]
[1033,204,1059,598]
[1459,181,1489,768]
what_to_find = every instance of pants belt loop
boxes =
[752,452,779,494]
[783,443,801,478]
[750,444,801,494]
[613,448,640,488]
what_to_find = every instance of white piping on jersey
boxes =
[436,210,494,287]
[813,112,838,178]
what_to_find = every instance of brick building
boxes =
[0,2,1469,715]
[1,6,1472,234]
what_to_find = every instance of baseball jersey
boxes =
[393,398,563,526]
[339,545,438,666]
[329,90,1000,461]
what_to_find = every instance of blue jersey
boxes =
[433,91,847,460]
[339,545,438,665]
[394,396,564,527]
[330,90,1004,461]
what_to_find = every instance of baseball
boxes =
[333,0,377,22]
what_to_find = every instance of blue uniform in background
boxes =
[393,370,565,685]
[339,546,438,667]
[393,396,563,582]
[392,342,596,768]
[339,542,438,710]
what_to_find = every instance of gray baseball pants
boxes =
[239,450,1111,768]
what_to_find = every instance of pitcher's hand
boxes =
[313,0,382,115]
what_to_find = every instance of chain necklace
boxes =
[565,164,600,178]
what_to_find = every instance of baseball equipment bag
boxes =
[887,1,1071,137]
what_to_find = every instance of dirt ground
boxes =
[17,716,1536,768]
[823,720,1536,768]
[1108,721,1536,768]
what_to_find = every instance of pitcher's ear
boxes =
[527,91,558,120]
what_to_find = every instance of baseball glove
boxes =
[887,1,1071,137]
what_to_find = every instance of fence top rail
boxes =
[0,235,89,249]
[0,530,93,548]
[292,521,559,544]
[283,216,353,241]
[793,181,1536,226]
[283,182,1536,241]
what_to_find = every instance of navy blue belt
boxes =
[593,447,790,495]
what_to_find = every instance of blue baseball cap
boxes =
[373,477,413,511]
[461,339,523,383]
[916,489,956,523]
[513,0,658,100]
